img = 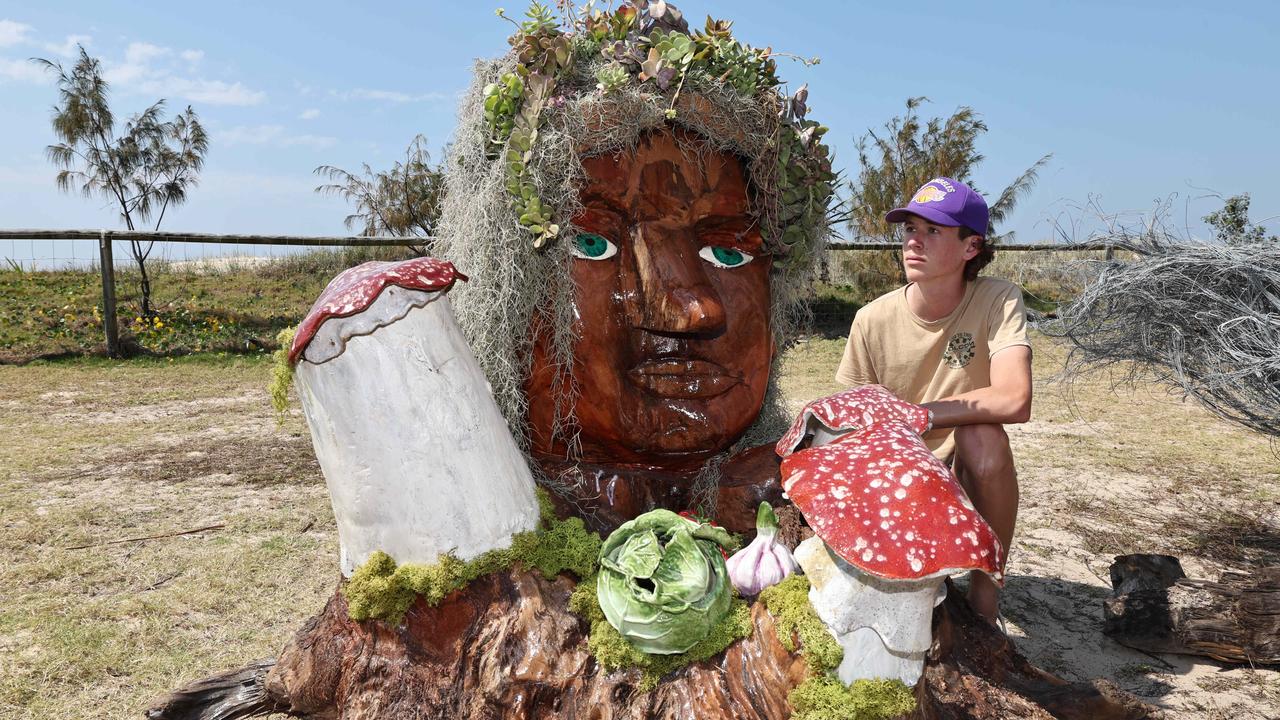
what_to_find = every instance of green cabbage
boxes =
[596,509,735,654]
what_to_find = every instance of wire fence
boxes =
[0,229,1115,360]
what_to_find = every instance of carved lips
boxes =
[627,358,741,399]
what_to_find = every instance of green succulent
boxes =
[693,18,778,97]
[518,1,558,35]
[583,6,637,44]
[637,28,696,90]
[485,1,836,260]
[482,72,524,154]
[772,117,835,254]
[595,62,631,94]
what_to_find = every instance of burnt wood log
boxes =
[146,570,1156,720]
[143,658,276,720]
[1105,554,1280,665]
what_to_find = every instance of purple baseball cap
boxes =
[885,177,988,233]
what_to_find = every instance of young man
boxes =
[836,177,1032,621]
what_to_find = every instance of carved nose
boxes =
[626,226,727,334]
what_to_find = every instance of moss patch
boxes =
[759,575,917,719]
[758,573,843,672]
[343,489,602,623]
[789,676,917,720]
[570,577,754,692]
[268,327,296,419]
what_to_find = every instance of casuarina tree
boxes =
[1203,193,1277,245]
[313,135,446,255]
[843,97,1050,287]
[36,46,208,318]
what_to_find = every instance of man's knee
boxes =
[954,424,1015,481]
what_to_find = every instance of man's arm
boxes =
[835,317,878,387]
[923,345,1032,428]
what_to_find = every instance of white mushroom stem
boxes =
[795,536,946,687]
[296,285,540,577]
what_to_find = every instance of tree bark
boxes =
[1104,554,1280,665]
[147,570,1158,719]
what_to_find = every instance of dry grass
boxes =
[0,356,332,720]
[0,334,1276,719]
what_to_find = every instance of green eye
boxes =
[572,232,617,260]
[699,245,754,268]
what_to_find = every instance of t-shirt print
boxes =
[942,331,975,369]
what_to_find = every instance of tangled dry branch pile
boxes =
[1046,233,1280,437]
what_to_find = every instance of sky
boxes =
[1,0,1276,266]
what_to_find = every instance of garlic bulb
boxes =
[726,502,799,596]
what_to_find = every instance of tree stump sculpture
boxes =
[147,5,1158,718]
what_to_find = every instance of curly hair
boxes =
[958,225,995,280]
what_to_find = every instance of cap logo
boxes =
[912,185,948,204]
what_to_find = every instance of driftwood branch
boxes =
[145,658,277,720]
[1105,554,1280,665]
[64,523,224,550]
[1045,234,1280,438]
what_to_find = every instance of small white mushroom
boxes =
[795,536,945,686]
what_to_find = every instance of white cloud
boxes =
[0,19,32,47]
[331,88,450,104]
[299,108,320,120]
[221,124,336,149]
[100,41,264,106]
[140,76,265,106]
[124,41,169,65]
[352,88,414,103]
[0,57,47,83]
[42,33,91,57]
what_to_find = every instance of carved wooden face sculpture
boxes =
[526,128,773,470]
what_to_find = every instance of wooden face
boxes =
[525,128,773,469]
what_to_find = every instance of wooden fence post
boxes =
[98,230,120,358]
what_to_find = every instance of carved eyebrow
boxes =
[579,188,626,212]
[697,216,764,251]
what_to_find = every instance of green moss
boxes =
[567,573,605,623]
[758,576,917,719]
[268,327,296,420]
[344,492,754,689]
[344,550,416,622]
[789,676,917,720]
[576,588,754,692]
[342,489,602,623]
[523,515,600,579]
[758,574,843,672]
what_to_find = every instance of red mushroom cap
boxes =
[289,257,466,364]
[776,384,932,458]
[781,419,1004,583]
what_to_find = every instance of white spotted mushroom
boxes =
[290,257,541,576]
[775,385,1004,686]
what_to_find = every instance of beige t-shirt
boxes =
[835,277,1031,460]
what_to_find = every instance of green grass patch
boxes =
[0,247,419,363]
